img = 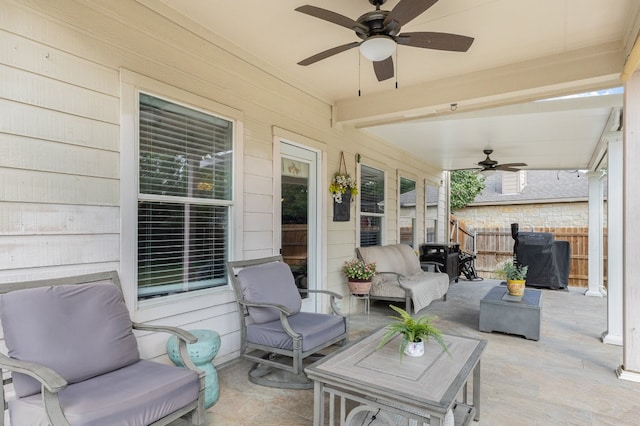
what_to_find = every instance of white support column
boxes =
[585,171,605,297]
[603,137,623,345]
[617,71,640,382]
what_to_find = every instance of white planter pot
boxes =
[403,340,424,357]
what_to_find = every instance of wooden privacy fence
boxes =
[454,223,605,288]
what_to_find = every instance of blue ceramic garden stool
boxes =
[166,329,221,409]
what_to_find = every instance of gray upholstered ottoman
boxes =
[479,286,542,340]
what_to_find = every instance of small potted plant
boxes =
[496,259,529,296]
[343,258,376,295]
[376,305,449,358]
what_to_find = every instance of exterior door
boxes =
[280,142,319,312]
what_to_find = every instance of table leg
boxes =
[473,359,481,421]
[314,381,323,426]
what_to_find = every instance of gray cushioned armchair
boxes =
[0,271,205,426]
[227,256,348,389]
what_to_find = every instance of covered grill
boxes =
[512,225,570,290]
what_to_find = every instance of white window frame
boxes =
[120,69,243,320]
[358,164,386,247]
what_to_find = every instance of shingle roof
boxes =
[470,170,606,205]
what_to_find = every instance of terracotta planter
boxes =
[507,279,526,296]
[347,279,371,295]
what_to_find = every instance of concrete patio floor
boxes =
[204,279,639,425]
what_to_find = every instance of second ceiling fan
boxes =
[295,0,474,81]
[471,149,528,173]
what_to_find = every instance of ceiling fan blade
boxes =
[497,163,528,168]
[295,5,367,32]
[397,32,474,52]
[384,0,439,27]
[297,41,360,66]
[495,166,523,172]
[373,57,394,81]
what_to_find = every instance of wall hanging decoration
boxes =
[330,152,357,222]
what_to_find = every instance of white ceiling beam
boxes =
[334,42,624,127]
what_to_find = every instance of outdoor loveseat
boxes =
[356,244,449,313]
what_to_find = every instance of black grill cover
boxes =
[515,232,570,290]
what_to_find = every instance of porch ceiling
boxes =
[143,0,638,170]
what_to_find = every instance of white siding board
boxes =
[244,231,272,250]
[0,99,119,151]
[0,63,119,123]
[0,202,118,235]
[243,174,272,196]
[0,134,118,178]
[244,155,272,178]
[0,28,119,97]
[244,212,272,232]
[0,234,119,269]
[0,262,120,285]
[243,193,272,214]
[0,169,118,205]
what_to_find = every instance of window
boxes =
[399,177,416,247]
[137,93,233,299]
[360,165,385,247]
[425,183,439,242]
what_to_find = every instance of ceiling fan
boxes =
[465,150,528,173]
[295,0,474,81]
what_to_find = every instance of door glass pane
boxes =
[281,158,309,290]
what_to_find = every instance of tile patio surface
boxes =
[203,279,639,425]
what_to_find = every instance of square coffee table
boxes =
[479,286,543,340]
[305,327,486,426]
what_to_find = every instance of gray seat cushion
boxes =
[0,282,140,397]
[237,261,302,323]
[246,312,346,352]
[8,360,199,426]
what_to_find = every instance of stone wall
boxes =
[453,201,608,229]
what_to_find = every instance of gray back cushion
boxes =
[237,261,301,323]
[0,282,140,397]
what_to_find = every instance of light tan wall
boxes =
[0,0,444,363]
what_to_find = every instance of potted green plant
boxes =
[343,258,376,295]
[496,259,529,296]
[376,305,449,358]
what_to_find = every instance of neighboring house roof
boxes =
[470,170,607,206]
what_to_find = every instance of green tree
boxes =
[450,170,486,212]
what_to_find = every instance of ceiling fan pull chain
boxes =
[395,48,398,89]
[358,53,361,97]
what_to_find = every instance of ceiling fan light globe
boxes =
[359,35,396,61]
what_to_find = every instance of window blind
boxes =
[137,93,232,298]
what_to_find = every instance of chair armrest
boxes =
[303,289,346,316]
[0,353,67,393]
[376,271,404,279]
[375,271,410,290]
[238,299,293,316]
[303,289,343,299]
[132,323,203,373]
[133,322,198,344]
